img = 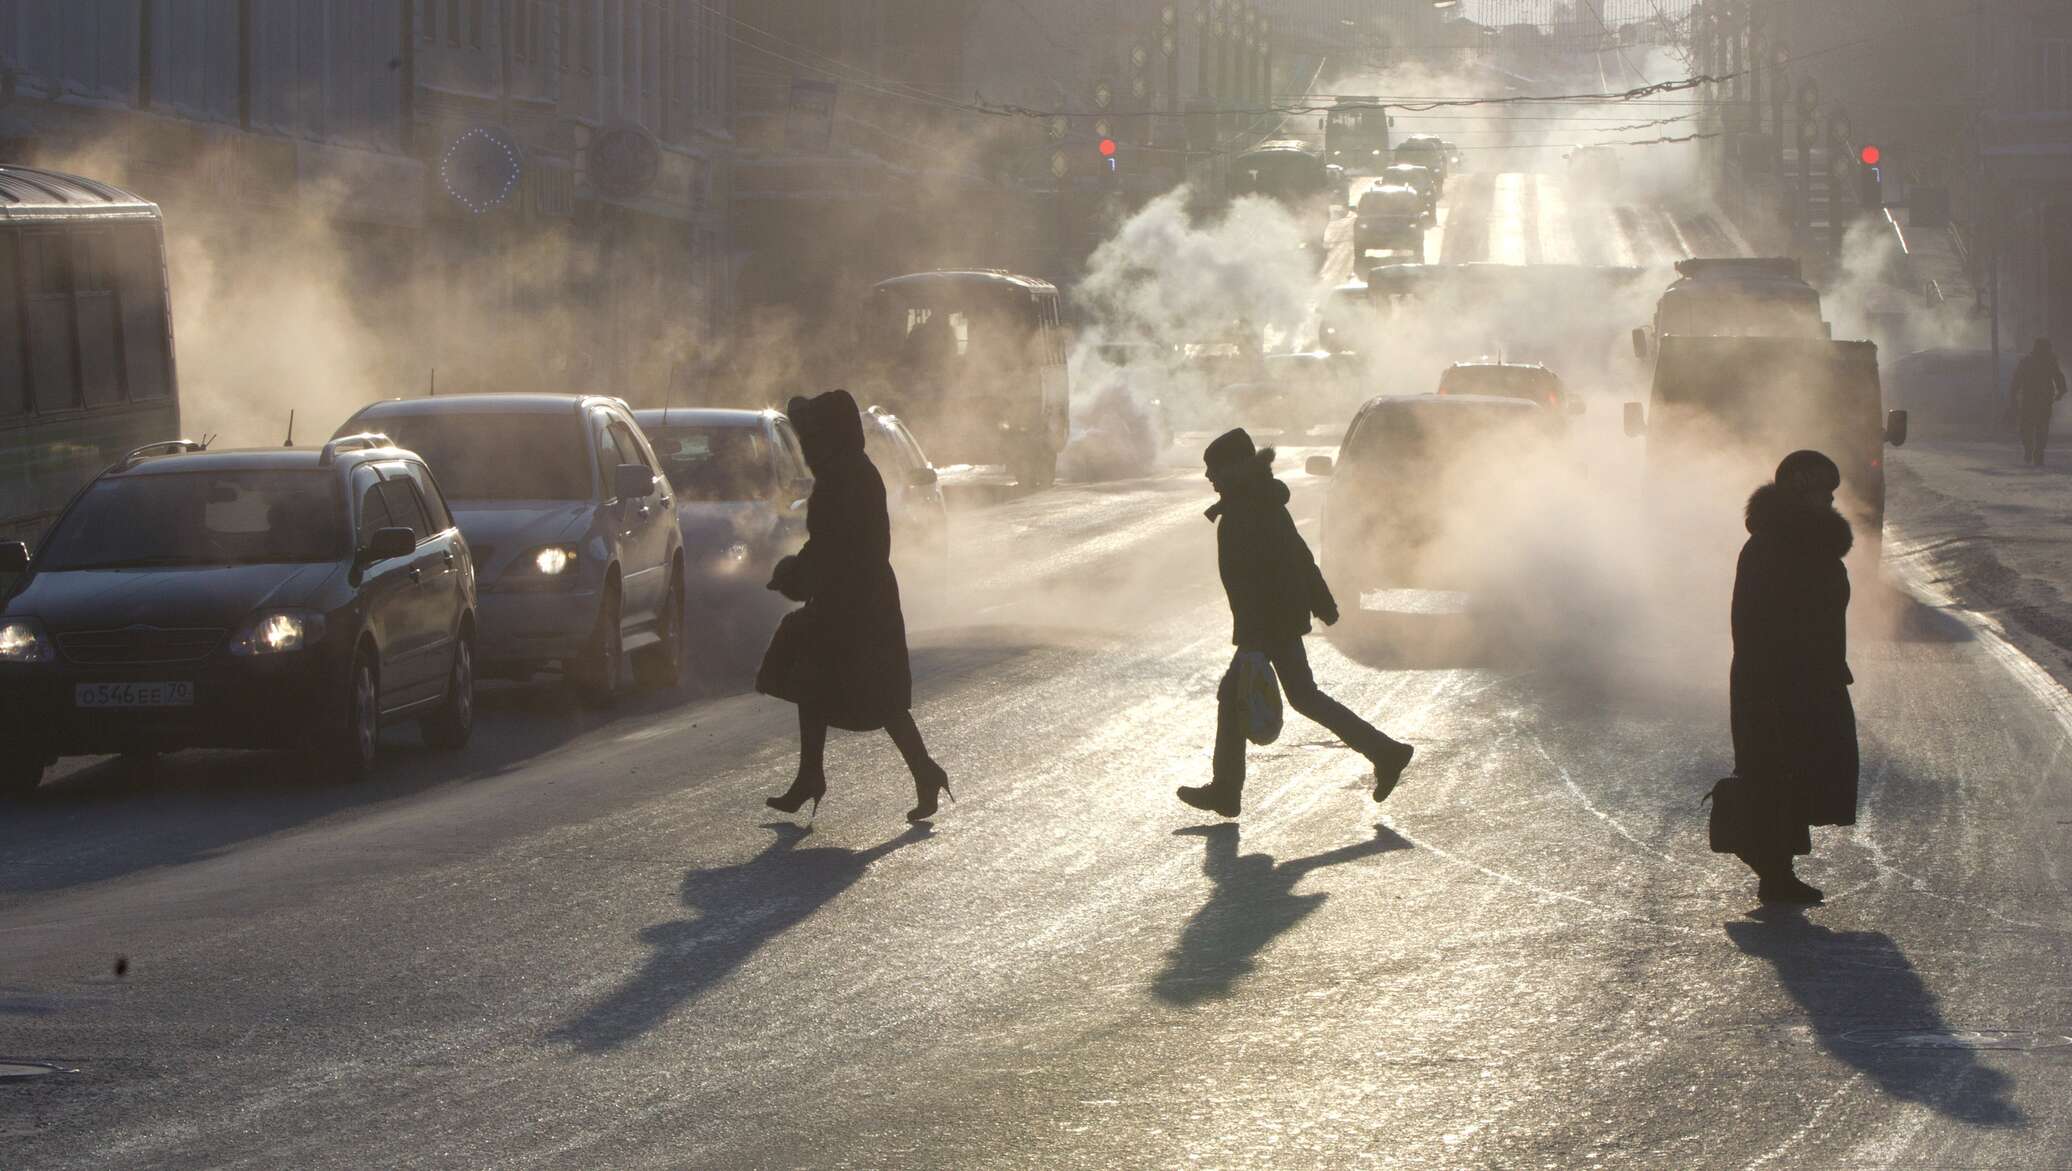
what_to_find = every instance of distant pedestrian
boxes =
[2012,338,2067,466]
[756,389,951,822]
[1727,450,1859,904]
[1177,429,1413,819]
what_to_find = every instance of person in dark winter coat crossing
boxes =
[1728,449,1860,903]
[2011,338,2066,466]
[1178,429,1413,819]
[756,389,951,822]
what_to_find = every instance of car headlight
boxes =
[0,618,54,663]
[529,546,577,576]
[229,610,326,656]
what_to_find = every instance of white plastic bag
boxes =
[1233,650,1283,746]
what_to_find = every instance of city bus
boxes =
[0,166,179,547]
[859,270,1069,487]
[1325,105,1393,175]
[1229,141,1343,251]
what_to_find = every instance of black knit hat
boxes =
[1203,427,1256,472]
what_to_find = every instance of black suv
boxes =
[0,436,478,795]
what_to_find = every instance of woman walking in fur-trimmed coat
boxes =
[756,389,951,823]
[1729,449,1860,903]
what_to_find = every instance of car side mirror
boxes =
[1630,327,1651,361]
[362,526,417,563]
[907,466,939,488]
[0,541,28,573]
[1885,408,1909,447]
[1623,402,1647,438]
[788,477,814,510]
[1305,455,1335,477]
[614,463,656,500]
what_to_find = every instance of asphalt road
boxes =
[5,178,2070,1168]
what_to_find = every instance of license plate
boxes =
[75,681,195,708]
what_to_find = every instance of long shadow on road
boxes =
[1155,823,1411,1006]
[1725,911,2024,1127]
[0,679,722,900]
[554,821,932,1053]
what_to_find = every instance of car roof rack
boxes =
[117,439,209,470]
[320,432,396,466]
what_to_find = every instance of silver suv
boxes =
[336,394,684,704]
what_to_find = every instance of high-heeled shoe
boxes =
[906,761,953,823]
[766,771,827,819]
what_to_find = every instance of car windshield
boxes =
[648,426,776,501]
[39,470,344,570]
[360,412,590,501]
[1345,404,1535,475]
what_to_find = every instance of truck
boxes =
[1624,336,1908,563]
[1325,105,1393,175]
[1631,257,1829,362]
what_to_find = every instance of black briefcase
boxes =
[1703,776,1757,855]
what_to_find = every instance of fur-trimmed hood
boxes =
[1745,481,1853,559]
[1204,450,1285,521]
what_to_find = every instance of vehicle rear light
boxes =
[1870,457,1882,470]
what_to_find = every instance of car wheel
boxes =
[633,574,683,690]
[329,648,380,782]
[571,585,623,707]
[421,635,475,750]
[0,755,45,799]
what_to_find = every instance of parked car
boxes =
[859,405,949,564]
[0,436,478,794]
[336,394,683,704]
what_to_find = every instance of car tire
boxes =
[421,635,475,750]
[330,648,380,782]
[0,756,45,799]
[570,585,623,707]
[633,573,683,691]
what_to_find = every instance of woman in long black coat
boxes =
[1729,449,1859,903]
[757,389,950,822]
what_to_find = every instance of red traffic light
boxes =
[1098,138,1118,158]
[1859,145,1881,166]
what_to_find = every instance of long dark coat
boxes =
[2011,349,2067,420]
[1729,481,1860,854]
[757,389,913,731]
[1207,454,1337,649]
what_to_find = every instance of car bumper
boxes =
[476,586,601,669]
[0,648,349,757]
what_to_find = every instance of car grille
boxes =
[59,626,225,665]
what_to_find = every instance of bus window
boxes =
[114,223,172,400]
[0,233,25,416]
[74,233,124,407]
[23,234,76,411]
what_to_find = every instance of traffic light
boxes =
[1098,137,1118,169]
[1857,144,1883,212]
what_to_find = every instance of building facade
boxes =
[0,1,734,424]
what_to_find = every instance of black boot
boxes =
[906,760,953,823]
[1369,740,1414,803]
[1177,780,1242,818]
[1755,858,1822,904]
[765,770,827,819]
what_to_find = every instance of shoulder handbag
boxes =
[1702,775,1757,855]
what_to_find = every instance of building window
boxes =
[468,0,484,48]
[515,0,544,63]
[419,0,438,41]
[2044,40,2072,111]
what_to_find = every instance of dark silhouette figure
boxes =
[554,822,929,1052]
[757,389,950,822]
[2011,338,2066,466]
[1726,913,2023,1127]
[1729,450,1859,903]
[1178,429,1412,819]
[1154,823,1410,1005]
